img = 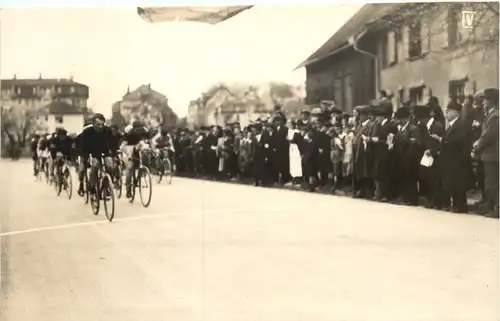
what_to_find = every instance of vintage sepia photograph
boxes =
[0,3,499,321]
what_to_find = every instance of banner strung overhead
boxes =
[137,6,254,24]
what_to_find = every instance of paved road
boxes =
[1,160,498,321]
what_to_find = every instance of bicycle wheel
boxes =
[44,163,50,185]
[101,174,115,222]
[90,182,100,215]
[164,158,173,185]
[127,171,136,203]
[138,166,152,208]
[83,172,90,204]
[55,172,62,196]
[114,166,123,199]
[155,158,164,184]
[64,168,73,200]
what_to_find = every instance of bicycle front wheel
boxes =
[138,167,152,208]
[164,158,173,185]
[101,174,115,222]
[64,168,73,200]
[155,158,164,184]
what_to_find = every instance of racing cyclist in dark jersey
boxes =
[121,120,149,198]
[30,133,41,177]
[76,113,114,196]
[48,127,73,179]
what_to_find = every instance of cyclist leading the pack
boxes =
[121,120,149,198]
[76,113,113,196]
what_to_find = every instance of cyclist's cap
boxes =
[132,120,142,127]
[110,124,118,130]
[93,113,105,122]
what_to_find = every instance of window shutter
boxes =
[421,17,430,53]
[402,25,410,60]
[387,31,396,64]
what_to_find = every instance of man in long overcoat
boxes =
[435,101,471,213]
[473,88,499,218]
[352,105,375,199]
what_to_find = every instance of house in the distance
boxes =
[112,84,177,129]
[42,101,86,134]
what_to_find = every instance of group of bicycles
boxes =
[34,146,174,223]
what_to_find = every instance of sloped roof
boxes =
[46,101,84,115]
[0,78,87,88]
[137,6,253,24]
[295,3,402,69]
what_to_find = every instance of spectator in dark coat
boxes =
[435,101,471,213]
[473,88,499,218]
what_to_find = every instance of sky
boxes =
[0,4,362,117]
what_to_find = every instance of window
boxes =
[386,31,397,65]
[398,87,405,106]
[33,87,37,94]
[409,86,424,105]
[448,5,462,47]
[70,86,75,93]
[449,80,466,102]
[16,87,21,94]
[57,87,62,94]
[395,28,402,62]
[408,20,422,58]
[55,116,64,124]
[44,115,48,121]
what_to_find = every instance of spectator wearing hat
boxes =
[417,105,446,209]
[473,88,499,217]
[297,124,318,191]
[251,122,273,186]
[434,101,471,213]
[392,106,422,205]
[272,113,292,185]
[370,103,398,202]
[352,105,375,199]
[315,121,333,188]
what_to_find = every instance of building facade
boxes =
[0,75,89,111]
[112,84,177,129]
[1,75,90,132]
[299,3,499,112]
[368,2,499,108]
[44,101,86,134]
[196,86,273,127]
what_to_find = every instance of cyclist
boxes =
[121,120,149,198]
[151,128,175,170]
[76,113,113,196]
[37,133,51,176]
[49,127,73,180]
[30,133,41,177]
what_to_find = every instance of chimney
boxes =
[38,73,42,80]
[126,85,130,94]
[148,83,151,89]
[13,74,16,80]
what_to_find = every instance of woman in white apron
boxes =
[287,120,302,181]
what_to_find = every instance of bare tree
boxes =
[1,106,37,158]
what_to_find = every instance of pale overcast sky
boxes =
[0,5,362,116]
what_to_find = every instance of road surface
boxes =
[1,160,498,321]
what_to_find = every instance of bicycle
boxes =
[53,155,73,199]
[154,148,173,184]
[127,148,152,207]
[112,151,125,199]
[86,154,116,222]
